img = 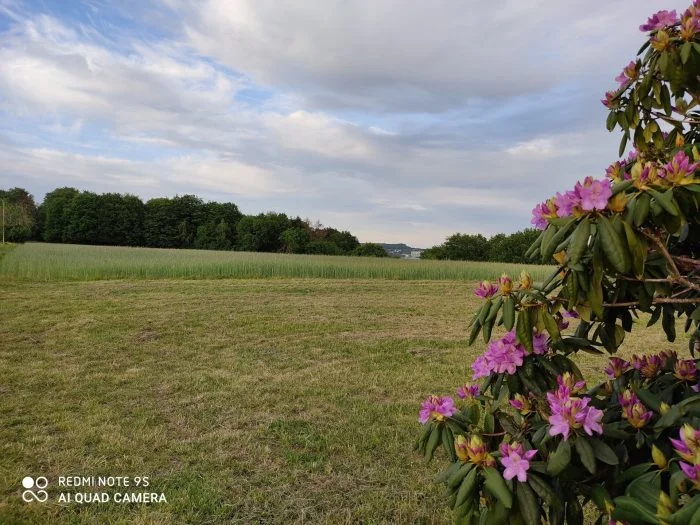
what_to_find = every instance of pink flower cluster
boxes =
[456,383,480,400]
[499,442,537,482]
[474,280,498,299]
[419,395,457,424]
[671,424,700,488]
[639,10,679,32]
[547,377,603,440]
[604,357,631,379]
[531,177,613,230]
[471,331,526,379]
[619,390,653,429]
[675,359,698,382]
[662,151,699,183]
[630,353,663,379]
[614,61,640,88]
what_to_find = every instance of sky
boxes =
[0,0,690,247]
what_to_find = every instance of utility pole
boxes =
[1,199,4,245]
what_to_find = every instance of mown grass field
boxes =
[0,244,691,524]
[0,243,552,282]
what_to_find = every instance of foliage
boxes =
[352,243,389,257]
[0,188,37,242]
[421,229,541,264]
[417,7,700,524]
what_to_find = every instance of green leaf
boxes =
[654,403,681,431]
[589,438,619,465]
[437,461,462,484]
[611,496,661,524]
[455,466,478,508]
[574,437,596,474]
[606,111,618,131]
[516,309,533,353]
[425,425,442,462]
[516,482,541,525]
[662,305,676,342]
[617,462,653,485]
[634,192,651,226]
[483,467,513,509]
[648,188,679,216]
[567,218,590,265]
[527,473,556,506]
[503,295,515,331]
[681,41,693,63]
[666,494,700,525]
[547,439,571,476]
[447,462,473,488]
[597,215,631,274]
[619,132,628,158]
[541,307,561,342]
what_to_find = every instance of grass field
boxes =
[0,245,691,524]
[0,243,552,282]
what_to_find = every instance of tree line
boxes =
[420,230,541,264]
[1,186,539,262]
[0,187,388,256]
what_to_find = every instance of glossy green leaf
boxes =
[547,439,571,476]
[483,467,513,509]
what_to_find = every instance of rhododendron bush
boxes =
[416,6,700,525]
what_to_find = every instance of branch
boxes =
[641,230,700,293]
[604,297,700,308]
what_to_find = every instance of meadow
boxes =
[0,243,691,524]
[0,243,553,282]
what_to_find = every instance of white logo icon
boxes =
[22,476,48,503]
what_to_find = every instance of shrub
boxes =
[416,6,700,524]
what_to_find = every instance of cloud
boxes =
[0,1,690,247]
[171,0,685,112]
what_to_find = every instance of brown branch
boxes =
[640,230,700,293]
[604,297,700,308]
[672,255,700,269]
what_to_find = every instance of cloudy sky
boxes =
[0,1,688,247]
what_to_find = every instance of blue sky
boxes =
[0,0,690,246]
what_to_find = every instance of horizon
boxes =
[0,0,687,246]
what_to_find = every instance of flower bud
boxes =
[518,270,532,290]
[652,445,668,469]
[659,402,671,415]
[656,491,675,517]
[499,273,513,295]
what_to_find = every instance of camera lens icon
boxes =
[22,476,48,503]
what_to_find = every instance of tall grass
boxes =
[0,242,553,282]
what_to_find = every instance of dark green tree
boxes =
[236,212,291,252]
[0,187,38,242]
[63,191,100,244]
[352,243,389,257]
[280,227,311,253]
[38,187,80,242]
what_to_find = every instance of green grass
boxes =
[0,242,552,282]
[0,277,689,524]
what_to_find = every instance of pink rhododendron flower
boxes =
[622,401,653,429]
[601,90,617,108]
[499,442,537,482]
[605,357,630,379]
[674,359,698,382]
[663,151,698,183]
[419,395,457,424]
[554,191,580,217]
[456,435,496,467]
[471,356,491,379]
[558,372,586,395]
[680,9,700,40]
[509,393,532,414]
[670,424,700,463]
[457,383,480,400]
[577,177,612,211]
[532,331,549,355]
[639,10,679,32]
[638,354,663,379]
[680,462,700,487]
[531,199,558,230]
[474,280,498,299]
[614,61,639,88]
[547,379,603,440]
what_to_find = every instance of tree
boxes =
[280,227,311,254]
[441,233,490,261]
[352,243,388,257]
[236,212,291,252]
[39,187,80,242]
[416,7,700,524]
[194,219,232,250]
[63,191,100,244]
[96,193,145,246]
[487,229,541,263]
[0,187,37,242]
[305,239,342,255]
